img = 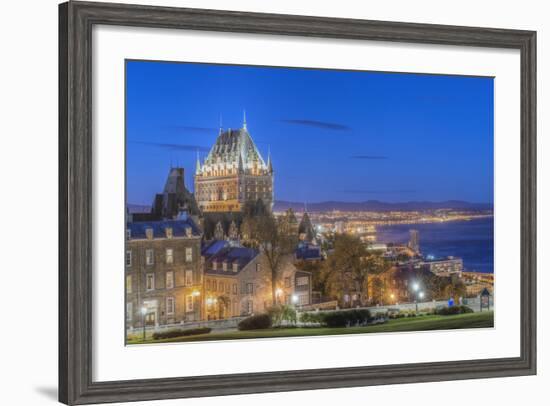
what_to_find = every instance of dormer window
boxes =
[232,262,239,272]
[145,227,154,240]
[185,227,193,237]
[222,261,228,271]
[212,261,217,270]
[165,227,173,239]
[126,229,131,240]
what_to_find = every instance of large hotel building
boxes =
[194,114,274,212]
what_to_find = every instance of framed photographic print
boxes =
[59,1,536,404]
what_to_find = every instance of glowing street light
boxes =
[291,294,299,305]
[412,282,420,292]
[419,291,425,300]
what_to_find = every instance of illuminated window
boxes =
[186,295,194,312]
[146,273,155,291]
[165,248,173,264]
[296,276,309,286]
[185,247,193,262]
[166,271,174,289]
[166,297,175,315]
[145,249,154,265]
[126,275,132,293]
[185,270,193,286]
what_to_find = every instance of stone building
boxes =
[201,240,312,319]
[125,215,203,329]
[194,113,274,213]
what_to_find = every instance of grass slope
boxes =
[128,311,494,344]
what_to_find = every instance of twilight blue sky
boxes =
[126,60,494,206]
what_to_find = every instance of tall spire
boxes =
[219,113,223,134]
[195,150,201,175]
[243,109,247,130]
[267,146,273,173]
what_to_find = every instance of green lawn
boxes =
[127,311,494,344]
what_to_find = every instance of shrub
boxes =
[436,305,474,316]
[238,314,273,330]
[300,312,323,325]
[321,309,371,327]
[152,327,211,340]
[268,305,297,326]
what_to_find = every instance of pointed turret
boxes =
[195,151,201,175]
[267,147,273,173]
[298,211,316,243]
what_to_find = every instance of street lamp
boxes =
[291,294,299,305]
[140,306,147,342]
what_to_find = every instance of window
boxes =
[166,297,175,315]
[125,250,132,267]
[246,283,253,294]
[284,277,291,288]
[185,247,193,262]
[126,302,132,321]
[185,270,193,286]
[246,300,253,314]
[165,248,174,264]
[126,229,131,240]
[226,283,230,293]
[146,273,155,291]
[212,280,217,291]
[126,275,132,293]
[299,294,309,305]
[206,280,211,291]
[186,295,194,312]
[256,263,261,272]
[296,276,309,286]
[232,284,237,295]
[166,271,174,289]
[145,249,154,265]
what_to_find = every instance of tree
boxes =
[254,214,298,305]
[330,234,391,307]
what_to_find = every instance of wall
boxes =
[0,0,547,405]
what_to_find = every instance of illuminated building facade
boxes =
[194,113,273,213]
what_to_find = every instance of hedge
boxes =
[238,314,273,330]
[321,309,372,328]
[152,327,211,340]
[436,305,474,316]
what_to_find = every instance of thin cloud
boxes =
[281,119,350,131]
[164,125,217,134]
[350,155,389,160]
[341,189,417,194]
[130,141,210,152]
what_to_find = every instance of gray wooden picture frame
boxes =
[59,1,537,404]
